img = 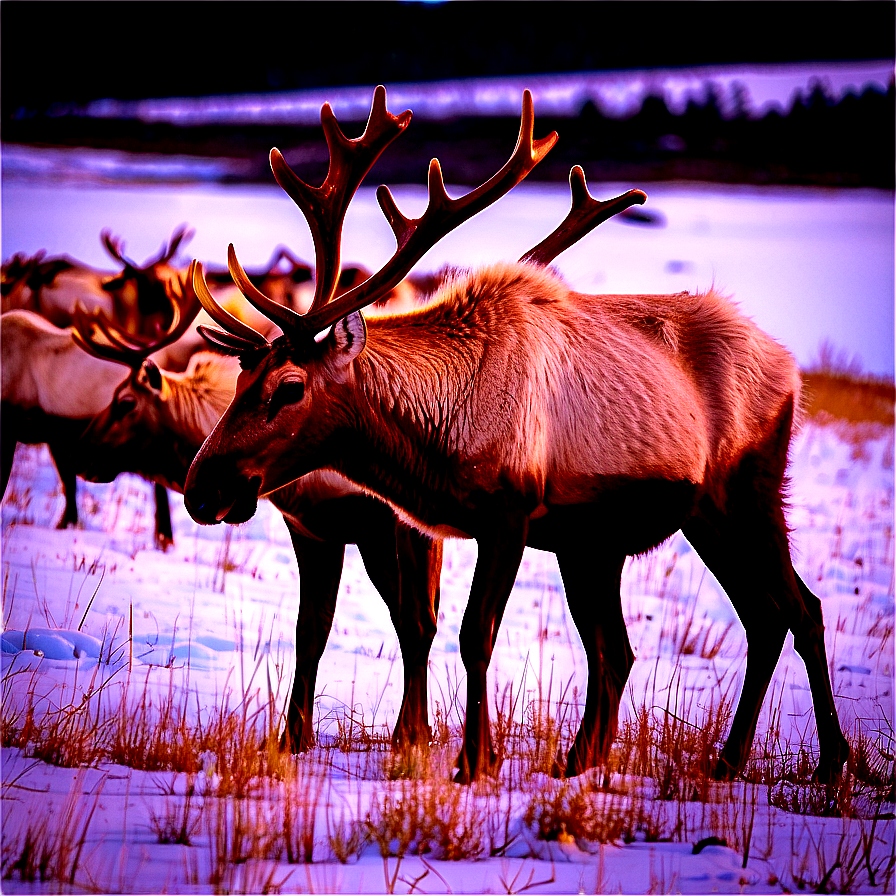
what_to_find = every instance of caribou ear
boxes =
[322,311,366,380]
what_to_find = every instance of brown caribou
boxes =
[1,308,175,542]
[71,274,442,754]
[182,86,849,785]
[2,225,194,338]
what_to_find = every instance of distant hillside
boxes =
[4,76,892,188]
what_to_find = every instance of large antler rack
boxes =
[193,85,559,350]
[72,262,202,366]
[520,166,647,266]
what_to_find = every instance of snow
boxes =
[1,177,894,891]
[1,416,893,893]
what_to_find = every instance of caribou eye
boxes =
[111,395,137,421]
[268,380,305,420]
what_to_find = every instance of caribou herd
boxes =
[1,86,849,785]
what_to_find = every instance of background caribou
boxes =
[71,270,443,754]
[1,225,193,339]
[181,85,849,786]
[1,232,333,536]
[1,308,174,542]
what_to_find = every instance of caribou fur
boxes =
[185,260,849,785]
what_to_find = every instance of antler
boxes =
[242,85,413,335]
[146,224,195,268]
[101,224,194,271]
[72,262,202,366]
[520,166,647,267]
[101,229,138,269]
[199,86,558,349]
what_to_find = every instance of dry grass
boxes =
[801,340,895,429]
[2,642,894,893]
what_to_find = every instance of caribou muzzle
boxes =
[184,464,262,526]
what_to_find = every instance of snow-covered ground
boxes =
[1,407,893,894]
[1,172,894,892]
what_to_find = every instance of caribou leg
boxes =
[47,439,79,529]
[455,513,529,784]
[683,400,848,782]
[153,483,174,551]
[1,427,16,502]
[281,527,345,753]
[554,549,633,778]
[682,512,790,779]
[357,522,442,751]
[793,571,850,783]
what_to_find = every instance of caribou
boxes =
[71,274,442,754]
[1,309,173,543]
[182,86,849,785]
[1,225,195,338]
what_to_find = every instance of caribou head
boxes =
[71,269,202,486]
[100,224,195,337]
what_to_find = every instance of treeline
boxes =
[405,76,896,189]
[545,77,896,188]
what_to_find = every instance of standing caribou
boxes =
[71,276,442,754]
[1,308,174,542]
[182,86,849,784]
[2,225,193,338]
[1,237,327,535]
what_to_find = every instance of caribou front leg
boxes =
[455,513,528,784]
[357,521,443,752]
[282,528,345,753]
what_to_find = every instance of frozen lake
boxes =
[2,179,893,376]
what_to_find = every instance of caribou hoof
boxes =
[452,749,501,784]
[279,731,314,755]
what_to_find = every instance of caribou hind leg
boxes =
[792,570,850,783]
[357,522,442,752]
[554,549,633,778]
[683,399,848,783]
[682,512,791,779]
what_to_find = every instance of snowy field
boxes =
[1,176,894,893]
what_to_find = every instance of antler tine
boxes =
[159,264,204,346]
[72,304,152,366]
[148,223,195,268]
[190,260,269,350]
[520,166,647,267]
[101,229,137,268]
[299,89,558,336]
[227,244,303,335]
[265,84,413,320]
